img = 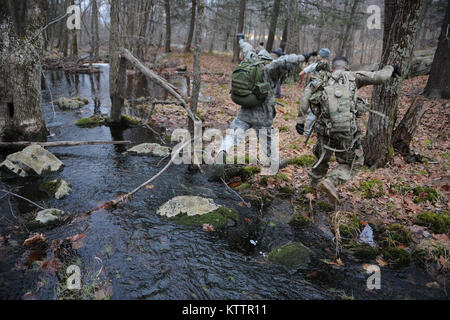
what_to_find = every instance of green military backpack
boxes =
[230,59,271,108]
[309,70,358,136]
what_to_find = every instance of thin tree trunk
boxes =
[266,0,282,53]
[109,0,127,124]
[232,0,246,62]
[362,0,423,168]
[91,0,100,58]
[423,1,450,99]
[164,0,171,53]
[184,0,197,53]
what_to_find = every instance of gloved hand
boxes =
[237,33,245,44]
[303,51,318,63]
[296,123,305,135]
[393,64,402,77]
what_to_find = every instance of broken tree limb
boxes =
[119,47,200,123]
[0,141,131,148]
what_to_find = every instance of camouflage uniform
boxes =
[220,40,306,157]
[298,65,394,188]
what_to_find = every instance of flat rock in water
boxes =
[55,97,88,110]
[126,143,171,157]
[157,196,220,218]
[0,145,64,177]
[35,209,65,224]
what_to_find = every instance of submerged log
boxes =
[0,141,131,148]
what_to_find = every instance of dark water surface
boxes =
[0,65,331,300]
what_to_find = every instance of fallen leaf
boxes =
[376,257,388,267]
[66,233,87,250]
[202,224,215,232]
[145,185,155,189]
[23,233,46,248]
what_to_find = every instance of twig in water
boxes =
[220,178,251,208]
[0,189,46,210]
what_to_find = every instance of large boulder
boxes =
[0,145,64,177]
[40,178,72,199]
[126,143,171,157]
[157,196,238,228]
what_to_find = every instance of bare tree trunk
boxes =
[423,1,450,99]
[232,0,246,62]
[392,98,429,155]
[362,0,423,168]
[91,0,100,58]
[338,0,361,56]
[266,0,282,53]
[0,0,49,142]
[164,0,171,53]
[184,0,197,53]
[109,0,127,124]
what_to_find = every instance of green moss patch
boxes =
[169,206,238,228]
[383,247,411,268]
[278,186,295,198]
[382,224,412,247]
[337,212,363,240]
[352,243,380,260]
[262,174,288,184]
[289,214,310,228]
[279,126,289,132]
[121,115,140,126]
[39,179,63,196]
[268,242,312,269]
[359,180,385,199]
[412,186,440,204]
[317,201,334,212]
[416,211,450,234]
[234,183,250,191]
[289,155,316,167]
[75,115,107,127]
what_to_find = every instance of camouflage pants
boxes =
[310,134,364,187]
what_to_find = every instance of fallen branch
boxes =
[120,47,200,123]
[0,140,131,148]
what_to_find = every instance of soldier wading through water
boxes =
[296,56,401,204]
[209,34,319,181]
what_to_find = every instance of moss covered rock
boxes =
[75,115,108,128]
[268,242,312,269]
[317,201,334,212]
[157,196,238,228]
[55,97,86,110]
[40,178,72,199]
[416,211,450,234]
[126,143,171,157]
[383,247,411,268]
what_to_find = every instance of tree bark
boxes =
[91,0,100,58]
[184,0,197,53]
[164,0,171,53]
[0,0,49,142]
[362,0,423,168]
[392,98,429,155]
[232,0,246,62]
[423,1,450,99]
[266,0,282,53]
[109,0,127,124]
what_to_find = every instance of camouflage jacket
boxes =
[237,40,306,127]
[297,65,394,127]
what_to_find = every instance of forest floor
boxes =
[147,49,449,272]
